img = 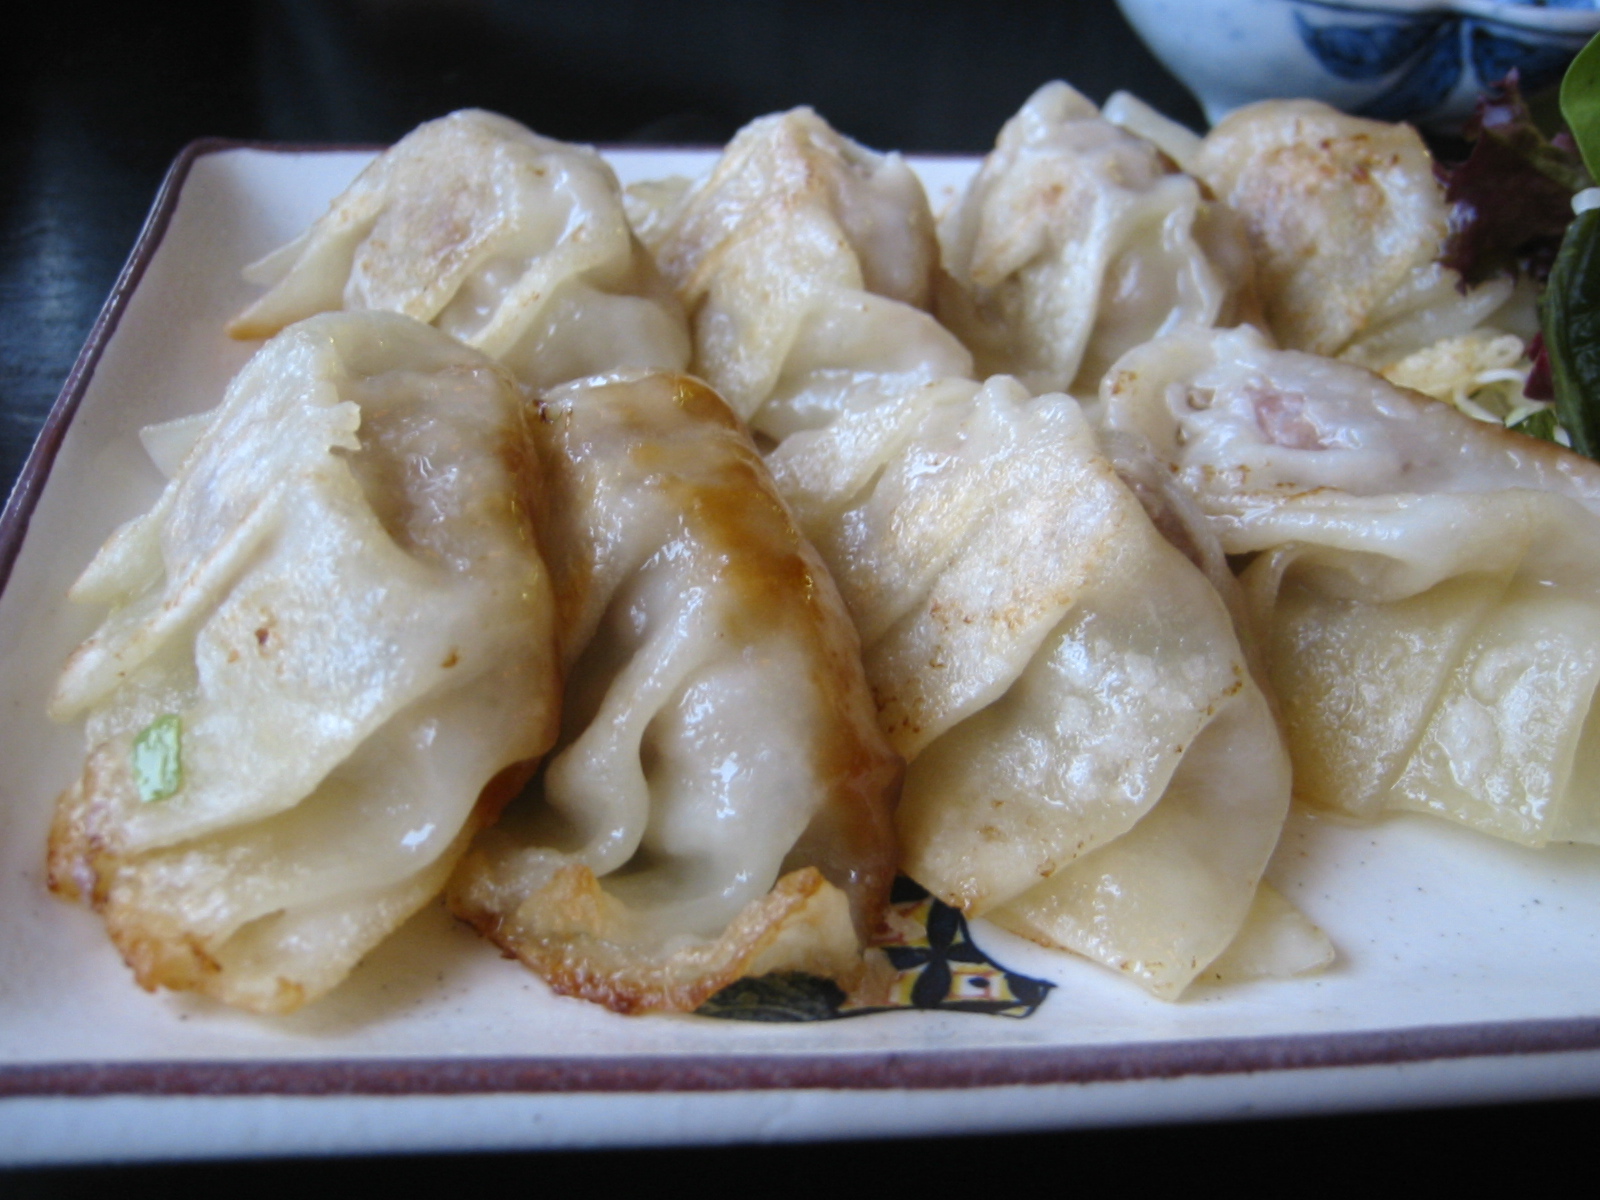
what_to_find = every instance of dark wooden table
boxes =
[2,0,1593,1183]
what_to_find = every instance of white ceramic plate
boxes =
[3,143,1599,1167]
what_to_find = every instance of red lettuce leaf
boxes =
[1524,331,1555,401]
[1438,73,1589,285]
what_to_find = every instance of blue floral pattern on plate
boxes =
[696,877,1054,1022]
[1292,1,1586,120]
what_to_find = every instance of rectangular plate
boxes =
[3,142,1600,1165]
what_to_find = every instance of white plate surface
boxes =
[2,144,1598,1165]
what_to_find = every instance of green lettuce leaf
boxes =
[1561,32,1600,180]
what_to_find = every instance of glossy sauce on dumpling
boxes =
[447,371,901,1013]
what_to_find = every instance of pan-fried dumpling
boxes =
[646,108,970,512]
[47,312,561,1014]
[1194,101,1539,424]
[446,372,902,1013]
[838,376,1294,999]
[648,106,954,426]
[1098,325,1600,846]
[935,82,1257,398]
[653,108,1310,998]
[228,109,689,390]
[1194,100,1450,360]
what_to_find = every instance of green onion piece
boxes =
[1562,32,1600,182]
[1512,407,1561,443]
[1542,208,1600,461]
[131,714,183,804]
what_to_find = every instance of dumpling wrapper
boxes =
[647,106,952,424]
[1098,325,1600,846]
[936,81,1257,398]
[818,376,1294,999]
[652,107,1309,998]
[228,109,689,390]
[48,312,561,1014]
[446,372,902,1014]
[1193,98,1537,417]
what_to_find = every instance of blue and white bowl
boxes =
[1117,0,1600,128]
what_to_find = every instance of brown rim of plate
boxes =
[1,1017,1598,1097]
[2,138,1598,1104]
